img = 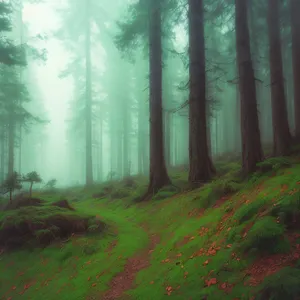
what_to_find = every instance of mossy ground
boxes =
[1,156,300,299]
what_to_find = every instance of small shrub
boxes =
[226,223,246,243]
[234,198,268,224]
[110,188,131,199]
[4,196,44,211]
[256,157,291,174]
[122,176,136,188]
[152,186,178,200]
[152,191,174,200]
[22,171,42,197]
[92,191,107,199]
[52,199,75,210]
[270,192,300,230]
[215,161,241,176]
[212,179,242,196]
[256,267,300,300]
[0,206,106,248]
[196,178,242,209]
[82,244,98,255]
[239,216,289,255]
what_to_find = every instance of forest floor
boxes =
[1,155,300,299]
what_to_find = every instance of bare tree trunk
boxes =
[291,0,300,141]
[29,182,33,198]
[18,0,23,174]
[98,113,103,182]
[137,96,144,174]
[0,129,6,182]
[188,0,215,184]
[235,0,263,175]
[85,0,93,186]
[123,97,130,177]
[145,0,171,197]
[268,0,291,155]
[8,117,14,177]
[164,111,171,167]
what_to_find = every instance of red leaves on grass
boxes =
[205,278,217,287]
[165,286,173,296]
[207,242,221,256]
[245,233,300,286]
[218,281,234,293]
[280,184,289,193]
[198,227,209,236]
[175,235,193,248]
[213,196,230,208]
[203,260,209,266]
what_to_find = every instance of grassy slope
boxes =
[1,157,300,299]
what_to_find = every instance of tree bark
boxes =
[146,0,171,196]
[98,112,103,182]
[164,111,171,167]
[0,129,6,182]
[290,0,300,141]
[29,182,33,198]
[122,94,130,177]
[85,0,93,186]
[235,0,263,175]
[137,95,144,174]
[7,116,14,177]
[267,0,291,155]
[188,0,215,184]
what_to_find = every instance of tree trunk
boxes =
[146,0,171,197]
[188,0,215,184]
[9,190,12,203]
[164,111,171,167]
[123,97,130,177]
[18,126,22,173]
[235,0,263,175]
[290,0,300,141]
[85,0,93,186]
[98,113,103,182]
[267,0,291,155]
[29,182,33,198]
[8,117,14,177]
[0,129,5,182]
[117,125,123,178]
[137,95,144,174]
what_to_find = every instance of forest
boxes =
[0,0,300,299]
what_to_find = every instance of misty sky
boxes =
[23,1,71,183]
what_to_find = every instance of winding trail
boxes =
[101,227,160,300]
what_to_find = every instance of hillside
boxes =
[1,156,300,300]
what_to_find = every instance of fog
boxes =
[23,1,78,184]
[0,0,298,192]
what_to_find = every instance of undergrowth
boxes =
[1,155,300,299]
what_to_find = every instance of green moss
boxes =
[0,205,105,248]
[256,267,300,300]
[238,216,289,255]
[270,191,300,229]
[256,156,292,174]
[1,159,300,300]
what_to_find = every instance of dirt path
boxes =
[101,228,160,300]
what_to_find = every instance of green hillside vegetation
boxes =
[1,155,300,299]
